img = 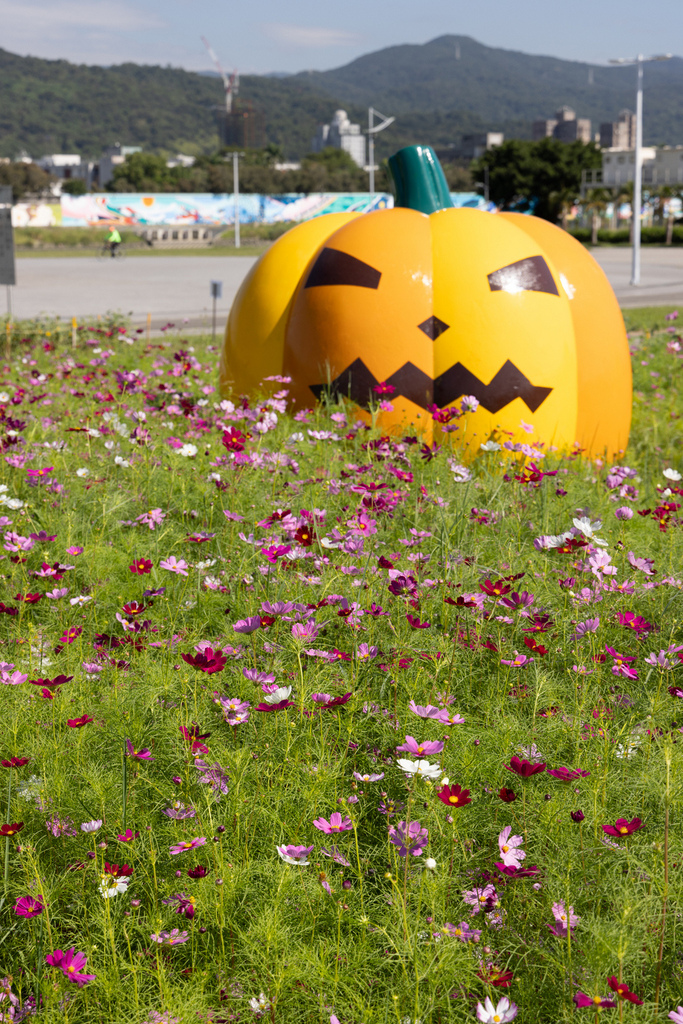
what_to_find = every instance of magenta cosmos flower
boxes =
[546,767,590,782]
[313,812,352,834]
[573,993,616,1010]
[169,836,206,856]
[14,895,44,918]
[125,739,153,761]
[45,948,96,988]
[602,817,643,837]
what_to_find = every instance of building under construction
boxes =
[218,101,265,150]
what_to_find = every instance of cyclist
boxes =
[106,226,122,258]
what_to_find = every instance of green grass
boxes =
[0,309,678,1022]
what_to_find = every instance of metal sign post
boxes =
[366,107,395,193]
[0,186,16,316]
[210,280,223,340]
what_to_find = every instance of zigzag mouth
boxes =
[309,358,552,415]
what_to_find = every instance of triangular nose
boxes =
[417,315,449,340]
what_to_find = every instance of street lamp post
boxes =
[366,107,395,194]
[609,53,671,286]
[225,151,245,248]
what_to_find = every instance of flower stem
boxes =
[654,748,671,1014]
[4,769,11,886]
[121,742,127,831]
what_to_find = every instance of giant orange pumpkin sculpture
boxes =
[221,145,631,457]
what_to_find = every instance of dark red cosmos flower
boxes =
[129,558,153,575]
[570,810,585,823]
[494,862,541,878]
[294,525,316,547]
[221,427,246,453]
[373,382,396,396]
[377,556,395,569]
[122,601,148,616]
[602,817,643,837]
[14,593,42,604]
[445,595,477,608]
[180,648,227,675]
[505,756,547,777]
[1,758,28,768]
[477,966,513,988]
[437,784,471,808]
[0,822,23,836]
[480,579,511,598]
[0,604,18,616]
[606,978,643,1004]
[104,862,133,878]
[256,699,295,712]
[318,693,352,711]
[406,615,430,630]
[521,614,554,634]
[523,636,548,655]
[499,788,517,803]
[29,675,73,691]
[67,715,94,728]
[187,865,208,878]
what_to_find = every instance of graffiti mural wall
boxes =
[60,192,492,227]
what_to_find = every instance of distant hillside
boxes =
[1,37,682,162]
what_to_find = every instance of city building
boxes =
[97,145,142,188]
[36,154,94,187]
[598,145,683,186]
[599,110,636,151]
[532,107,591,144]
[219,102,265,150]
[460,132,504,159]
[312,110,366,168]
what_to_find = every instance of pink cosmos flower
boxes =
[292,621,320,641]
[233,616,261,634]
[602,817,643,837]
[136,509,167,530]
[547,901,579,937]
[501,652,534,668]
[396,735,444,757]
[388,820,429,857]
[277,844,314,865]
[498,826,525,868]
[313,812,352,834]
[408,701,444,719]
[159,556,189,576]
[169,836,207,855]
[150,929,189,946]
[352,771,384,782]
[462,884,498,915]
[59,626,82,645]
[45,948,96,988]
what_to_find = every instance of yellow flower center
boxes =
[593,997,602,1006]
[67,966,75,973]
[493,1017,501,1023]
[449,795,459,804]
[502,845,509,853]
[619,827,628,834]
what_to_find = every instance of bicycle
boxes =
[96,242,126,262]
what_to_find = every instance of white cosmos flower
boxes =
[396,758,441,779]
[480,440,501,452]
[264,686,292,704]
[76,468,89,477]
[99,877,128,899]
[69,595,92,607]
[114,456,130,468]
[572,516,609,548]
[179,444,198,458]
[663,467,682,481]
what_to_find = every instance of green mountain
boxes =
[1,36,682,162]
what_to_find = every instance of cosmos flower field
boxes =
[0,311,681,1024]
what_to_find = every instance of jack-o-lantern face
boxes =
[221,150,631,457]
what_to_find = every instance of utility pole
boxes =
[366,107,395,194]
[609,53,671,285]
[0,186,15,316]
[225,151,244,248]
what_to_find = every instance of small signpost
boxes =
[0,186,15,317]
[210,280,223,340]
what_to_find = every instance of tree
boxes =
[652,184,682,245]
[61,178,87,196]
[0,161,54,201]
[582,187,611,245]
[471,138,602,224]
[109,152,172,192]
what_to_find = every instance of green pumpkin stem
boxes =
[388,145,454,215]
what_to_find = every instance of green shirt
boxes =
[108,228,122,243]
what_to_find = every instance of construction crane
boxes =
[201,36,238,115]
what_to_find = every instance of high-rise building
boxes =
[312,110,366,168]
[599,110,636,151]
[532,107,592,144]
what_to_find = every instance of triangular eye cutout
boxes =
[417,315,450,340]
[305,248,382,289]
[487,255,559,296]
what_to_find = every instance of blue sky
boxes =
[2,0,681,73]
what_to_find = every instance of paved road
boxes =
[5,246,683,328]
[6,254,258,331]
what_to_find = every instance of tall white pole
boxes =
[631,57,644,286]
[368,107,375,194]
[233,152,240,249]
